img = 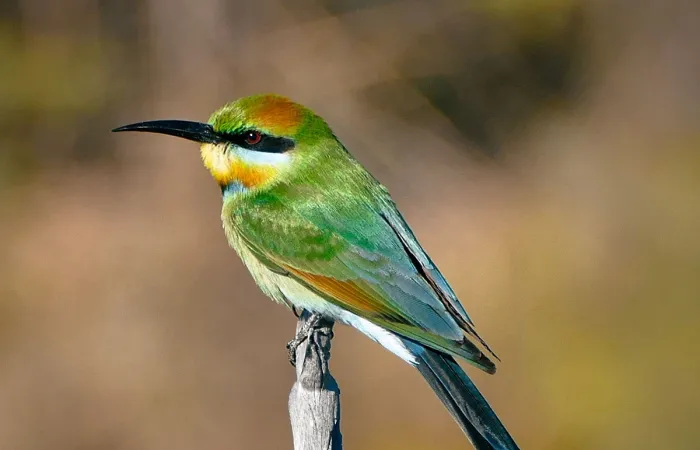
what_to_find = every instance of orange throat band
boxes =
[200,144,280,189]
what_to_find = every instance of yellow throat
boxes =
[199,143,288,188]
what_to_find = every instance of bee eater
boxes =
[113,94,519,450]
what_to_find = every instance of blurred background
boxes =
[1,0,699,448]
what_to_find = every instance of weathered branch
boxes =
[288,310,343,450]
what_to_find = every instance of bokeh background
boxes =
[1,0,699,448]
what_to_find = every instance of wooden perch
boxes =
[288,310,343,450]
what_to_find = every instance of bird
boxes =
[113,94,519,449]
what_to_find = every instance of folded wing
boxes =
[232,190,497,373]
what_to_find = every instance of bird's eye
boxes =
[244,130,262,145]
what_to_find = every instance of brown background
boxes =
[1,0,699,449]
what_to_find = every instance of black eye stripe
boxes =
[217,130,294,153]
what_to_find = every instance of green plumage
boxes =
[112,94,519,449]
[220,128,496,372]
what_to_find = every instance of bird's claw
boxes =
[286,313,333,367]
[286,336,304,367]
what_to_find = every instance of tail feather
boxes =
[411,344,519,450]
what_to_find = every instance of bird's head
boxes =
[113,94,335,193]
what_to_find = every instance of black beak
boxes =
[112,120,221,144]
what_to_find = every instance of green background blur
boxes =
[1,0,699,449]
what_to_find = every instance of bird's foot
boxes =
[286,312,333,367]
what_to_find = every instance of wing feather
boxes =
[229,186,498,373]
[379,204,500,360]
